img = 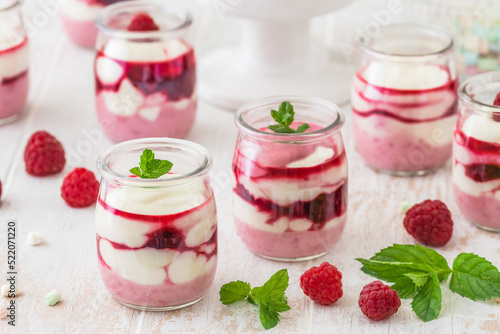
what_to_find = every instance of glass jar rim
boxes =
[97,138,213,187]
[357,23,454,62]
[459,71,500,115]
[95,0,192,40]
[0,0,21,12]
[235,95,345,142]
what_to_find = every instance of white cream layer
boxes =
[60,0,102,21]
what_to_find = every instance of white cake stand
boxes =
[198,0,354,109]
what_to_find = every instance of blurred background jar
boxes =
[60,0,129,48]
[0,0,29,125]
[94,1,197,142]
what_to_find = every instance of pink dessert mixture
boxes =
[96,196,217,308]
[95,44,197,142]
[232,125,348,259]
[0,37,29,121]
[351,65,458,173]
[453,114,500,230]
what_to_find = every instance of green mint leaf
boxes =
[251,269,289,300]
[219,281,251,305]
[391,277,417,299]
[129,167,142,177]
[356,244,451,282]
[404,272,432,288]
[411,273,442,322]
[270,109,281,125]
[259,304,280,330]
[279,101,294,127]
[130,149,173,179]
[267,124,295,134]
[295,123,310,133]
[449,253,500,301]
[265,296,291,312]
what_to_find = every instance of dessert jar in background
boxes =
[232,96,348,261]
[60,0,128,48]
[453,72,500,232]
[96,138,217,310]
[351,24,458,176]
[0,0,29,125]
[95,1,197,142]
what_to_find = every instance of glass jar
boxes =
[0,0,28,125]
[96,138,217,310]
[60,0,128,48]
[95,1,197,142]
[453,71,500,232]
[232,96,348,261]
[351,24,458,176]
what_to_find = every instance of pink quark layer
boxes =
[453,185,500,231]
[0,71,29,121]
[352,68,458,172]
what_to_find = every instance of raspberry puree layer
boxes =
[453,114,500,230]
[95,41,196,142]
[96,186,217,308]
[0,36,29,121]
[232,126,348,259]
[351,63,458,172]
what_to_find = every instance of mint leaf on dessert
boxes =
[411,273,442,322]
[219,281,251,305]
[129,148,173,179]
[449,253,500,301]
[267,101,310,134]
[219,269,290,330]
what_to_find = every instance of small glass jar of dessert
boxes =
[96,138,217,310]
[0,0,29,125]
[60,0,128,48]
[232,96,348,261]
[351,24,458,176]
[95,1,196,142]
[453,71,500,232]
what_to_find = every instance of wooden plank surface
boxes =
[0,1,499,333]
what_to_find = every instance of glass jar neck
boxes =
[95,1,191,40]
[97,138,212,188]
[235,96,345,144]
[459,71,500,117]
[358,24,454,63]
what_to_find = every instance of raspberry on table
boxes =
[359,281,401,321]
[61,168,99,208]
[300,262,343,305]
[403,199,453,247]
[24,130,66,176]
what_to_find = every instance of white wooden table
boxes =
[0,1,499,333]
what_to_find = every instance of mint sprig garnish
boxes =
[356,244,500,322]
[267,101,310,134]
[129,148,173,179]
[219,269,290,330]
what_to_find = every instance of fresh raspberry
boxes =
[127,13,160,32]
[403,199,453,247]
[300,262,342,305]
[358,281,401,321]
[24,131,66,176]
[61,168,99,208]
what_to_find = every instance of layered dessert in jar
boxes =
[95,2,196,142]
[96,138,217,310]
[232,97,348,261]
[351,24,458,175]
[453,72,500,232]
[0,0,29,124]
[60,0,126,48]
